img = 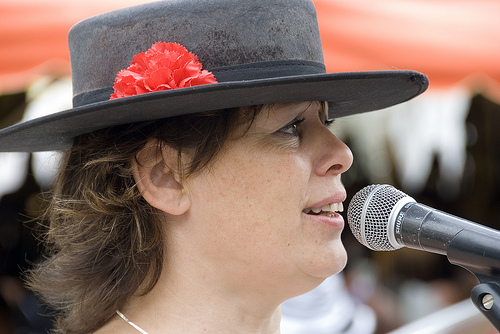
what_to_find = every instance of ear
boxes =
[131,139,191,215]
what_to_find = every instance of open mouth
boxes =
[303,203,344,217]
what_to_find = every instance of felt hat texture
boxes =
[0,0,428,152]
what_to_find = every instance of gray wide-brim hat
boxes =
[0,0,428,152]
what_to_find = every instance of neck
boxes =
[117,243,283,334]
[121,273,282,333]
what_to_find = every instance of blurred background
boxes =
[1,0,500,333]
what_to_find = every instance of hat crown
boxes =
[69,0,325,106]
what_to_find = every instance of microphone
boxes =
[346,184,500,279]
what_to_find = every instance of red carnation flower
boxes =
[110,42,217,99]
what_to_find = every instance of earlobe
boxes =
[131,140,191,216]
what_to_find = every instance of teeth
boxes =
[304,202,344,214]
[330,202,344,213]
[320,204,331,212]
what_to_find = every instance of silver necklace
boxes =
[116,310,150,334]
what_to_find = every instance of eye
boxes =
[278,117,305,137]
[324,119,335,128]
[318,104,334,128]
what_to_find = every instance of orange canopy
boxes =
[1,0,499,98]
[315,0,500,95]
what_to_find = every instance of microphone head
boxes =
[347,184,412,251]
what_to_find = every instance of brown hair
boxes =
[26,106,262,334]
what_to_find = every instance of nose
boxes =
[313,126,353,176]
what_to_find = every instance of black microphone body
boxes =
[393,201,500,279]
[347,184,500,330]
[347,184,500,279]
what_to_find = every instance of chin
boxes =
[325,247,348,275]
[302,244,348,281]
[276,255,347,303]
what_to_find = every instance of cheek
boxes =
[217,159,301,228]
[205,154,307,248]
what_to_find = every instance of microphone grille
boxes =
[347,184,409,251]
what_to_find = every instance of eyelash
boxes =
[279,117,306,136]
[278,117,335,137]
[324,119,334,127]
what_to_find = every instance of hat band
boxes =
[72,60,326,107]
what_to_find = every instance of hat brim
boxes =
[0,70,427,152]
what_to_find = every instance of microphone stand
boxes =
[471,282,500,331]
[446,228,500,331]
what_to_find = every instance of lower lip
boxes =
[303,212,345,229]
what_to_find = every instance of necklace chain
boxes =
[116,310,150,334]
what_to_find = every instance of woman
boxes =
[0,0,428,333]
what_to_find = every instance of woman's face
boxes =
[176,101,353,298]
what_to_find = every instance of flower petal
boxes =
[110,42,218,100]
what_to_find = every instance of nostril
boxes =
[330,164,344,171]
